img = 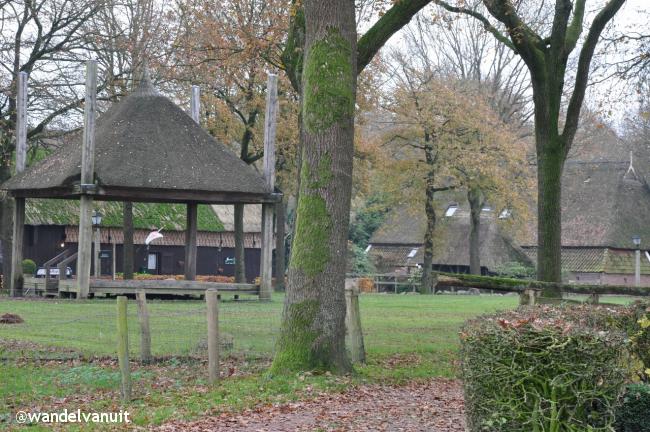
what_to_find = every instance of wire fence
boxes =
[0,295,280,363]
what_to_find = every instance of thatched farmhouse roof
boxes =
[369,197,531,271]
[25,199,224,231]
[2,76,277,204]
[521,160,650,249]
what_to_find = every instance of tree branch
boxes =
[561,0,626,150]
[433,0,517,53]
[357,0,431,73]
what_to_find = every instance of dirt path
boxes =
[155,378,466,432]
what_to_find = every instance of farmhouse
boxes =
[367,191,532,275]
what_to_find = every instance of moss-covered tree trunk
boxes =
[272,0,356,374]
[123,201,134,279]
[234,204,246,283]
[535,132,565,296]
[421,138,437,294]
[468,186,482,275]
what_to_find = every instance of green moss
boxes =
[303,28,354,133]
[25,200,223,232]
[290,194,331,277]
[271,299,323,373]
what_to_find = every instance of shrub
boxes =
[358,277,374,293]
[22,259,36,275]
[615,383,650,432]
[461,305,629,432]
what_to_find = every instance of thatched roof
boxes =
[2,76,277,204]
[211,205,262,232]
[521,160,650,249]
[25,199,223,231]
[369,197,531,271]
[523,246,650,275]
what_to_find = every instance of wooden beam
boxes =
[10,72,28,297]
[190,85,200,123]
[77,60,98,299]
[184,202,198,280]
[10,186,283,204]
[259,73,278,301]
[10,199,25,297]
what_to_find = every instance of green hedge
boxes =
[461,305,629,431]
[615,383,650,432]
[22,259,36,275]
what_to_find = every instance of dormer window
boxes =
[445,204,458,217]
[499,209,512,219]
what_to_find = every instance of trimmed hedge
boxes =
[461,305,629,432]
[22,259,36,275]
[615,383,650,432]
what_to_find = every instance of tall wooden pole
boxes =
[10,72,28,297]
[259,73,278,301]
[77,60,97,299]
[206,289,220,384]
[184,85,201,281]
[116,296,132,401]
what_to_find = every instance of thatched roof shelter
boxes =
[2,76,279,204]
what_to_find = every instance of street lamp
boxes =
[632,235,641,287]
[92,211,102,278]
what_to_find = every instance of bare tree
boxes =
[0,0,103,284]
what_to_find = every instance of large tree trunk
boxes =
[275,199,286,291]
[234,204,246,283]
[123,201,134,279]
[467,186,482,275]
[536,135,565,296]
[272,0,356,374]
[0,163,13,290]
[420,136,437,294]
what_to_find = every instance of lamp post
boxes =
[92,211,102,278]
[632,235,641,287]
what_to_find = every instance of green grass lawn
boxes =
[1,294,520,429]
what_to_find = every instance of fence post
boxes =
[136,289,152,363]
[587,293,600,305]
[345,281,366,363]
[116,296,131,401]
[206,289,219,384]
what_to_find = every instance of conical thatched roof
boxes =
[2,76,277,204]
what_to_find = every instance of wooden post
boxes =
[112,239,116,280]
[345,281,365,363]
[190,85,200,123]
[274,200,286,291]
[10,72,28,297]
[206,289,219,384]
[185,203,198,280]
[94,227,100,278]
[77,60,97,299]
[259,73,278,301]
[136,290,152,363]
[116,296,131,401]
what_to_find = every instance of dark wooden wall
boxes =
[20,225,267,283]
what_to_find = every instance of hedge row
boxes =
[460,304,640,432]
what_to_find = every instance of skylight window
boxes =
[407,248,418,258]
[445,204,458,217]
[499,209,512,219]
